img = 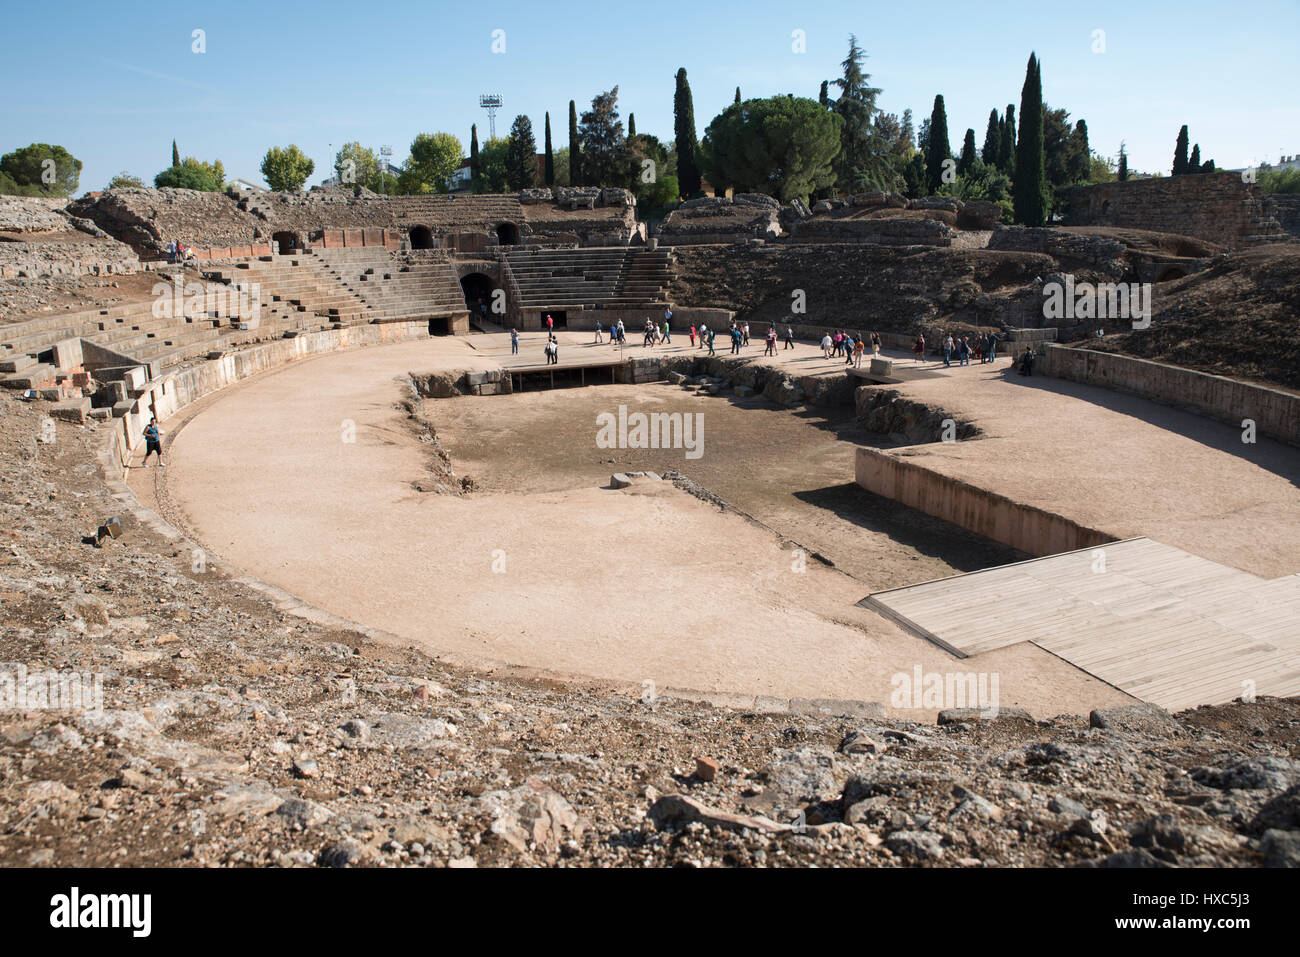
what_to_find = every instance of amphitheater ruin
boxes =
[2,173,1298,868]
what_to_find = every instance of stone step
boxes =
[0,354,37,374]
[2,363,58,389]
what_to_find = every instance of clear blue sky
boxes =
[2,0,1296,192]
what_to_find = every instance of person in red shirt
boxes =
[764,326,777,356]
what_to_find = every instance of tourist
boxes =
[545,336,559,365]
[943,333,954,368]
[706,327,716,356]
[870,331,881,356]
[832,331,842,357]
[142,418,165,468]
[730,326,742,354]
[594,320,603,344]
[742,322,750,346]
[1018,346,1035,376]
[167,240,177,264]
[821,333,834,359]
[913,334,925,364]
[662,318,671,344]
[665,307,673,328]
[764,326,777,356]
[510,327,519,355]
[689,325,697,348]
[958,336,971,367]
[853,336,865,367]
[617,320,626,344]
[546,314,554,335]
[988,330,1002,362]
[698,323,707,349]
[784,326,795,349]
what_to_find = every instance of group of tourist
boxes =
[819,330,873,368]
[166,241,195,264]
[910,330,1005,367]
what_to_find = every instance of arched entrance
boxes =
[460,272,500,323]
[272,231,299,255]
[409,225,434,249]
[496,221,520,246]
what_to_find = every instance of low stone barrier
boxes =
[1040,344,1300,447]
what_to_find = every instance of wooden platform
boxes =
[864,538,1300,711]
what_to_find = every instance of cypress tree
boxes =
[568,100,581,186]
[1118,142,1128,182]
[1013,53,1049,226]
[924,94,951,193]
[1071,119,1091,183]
[981,109,1000,165]
[999,104,1016,173]
[674,68,701,196]
[172,140,180,168]
[958,128,977,177]
[469,124,480,193]
[818,80,829,107]
[544,113,555,187]
[1173,125,1189,175]
[1189,143,1201,173]
[627,113,636,139]
[735,87,742,105]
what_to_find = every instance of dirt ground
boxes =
[138,336,1130,720]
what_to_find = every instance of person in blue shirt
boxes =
[510,328,519,355]
[142,418,165,468]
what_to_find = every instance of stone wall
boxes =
[1064,173,1288,248]
[1039,343,1300,447]
[1269,194,1300,239]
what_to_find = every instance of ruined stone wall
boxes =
[1064,173,1287,248]
[1269,194,1300,239]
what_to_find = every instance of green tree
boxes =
[107,172,145,189]
[0,143,83,197]
[261,144,315,191]
[470,124,481,193]
[674,68,701,196]
[579,87,627,187]
[700,95,841,203]
[568,100,581,186]
[505,115,538,190]
[476,138,510,193]
[957,128,978,177]
[1173,125,1190,175]
[1013,53,1049,226]
[333,142,378,188]
[818,80,829,107]
[981,110,1001,166]
[1118,142,1128,182]
[544,113,555,187]
[1189,143,1201,172]
[1043,105,1077,188]
[924,94,951,194]
[552,146,571,187]
[832,35,896,190]
[402,132,463,194]
[734,87,741,105]
[1070,119,1091,183]
[903,151,927,198]
[154,163,219,191]
[627,113,637,139]
[171,140,180,168]
[998,104,1016,173]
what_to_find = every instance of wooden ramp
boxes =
[864,538,1300,711]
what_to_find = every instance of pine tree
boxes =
[578,87,627,187]
[833,35,893,190]
[999,104,1016,173]
[1118,142,1128,182]
[544,113,555,187]
[470,129,481,191]
[924,94,951,193]
[982,110,1001,166]
[1173,125,1189,175]
[674,68,701,196]
[958,128,977,177]
[901,108,914,148]
[1189,143,1201,173]
[818,80,829,107]
[172,140,180,168]
[568,100,581,187]
[505,115,538,191]
[1013,53,1049,226]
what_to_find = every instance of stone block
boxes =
[610,473,632,489]
[50,397,90,423]
[869,357,894,376]
[0,354,36,374]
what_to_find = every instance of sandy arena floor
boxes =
[134,334,1133,720]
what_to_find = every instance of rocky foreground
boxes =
[1,398,1297,868]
